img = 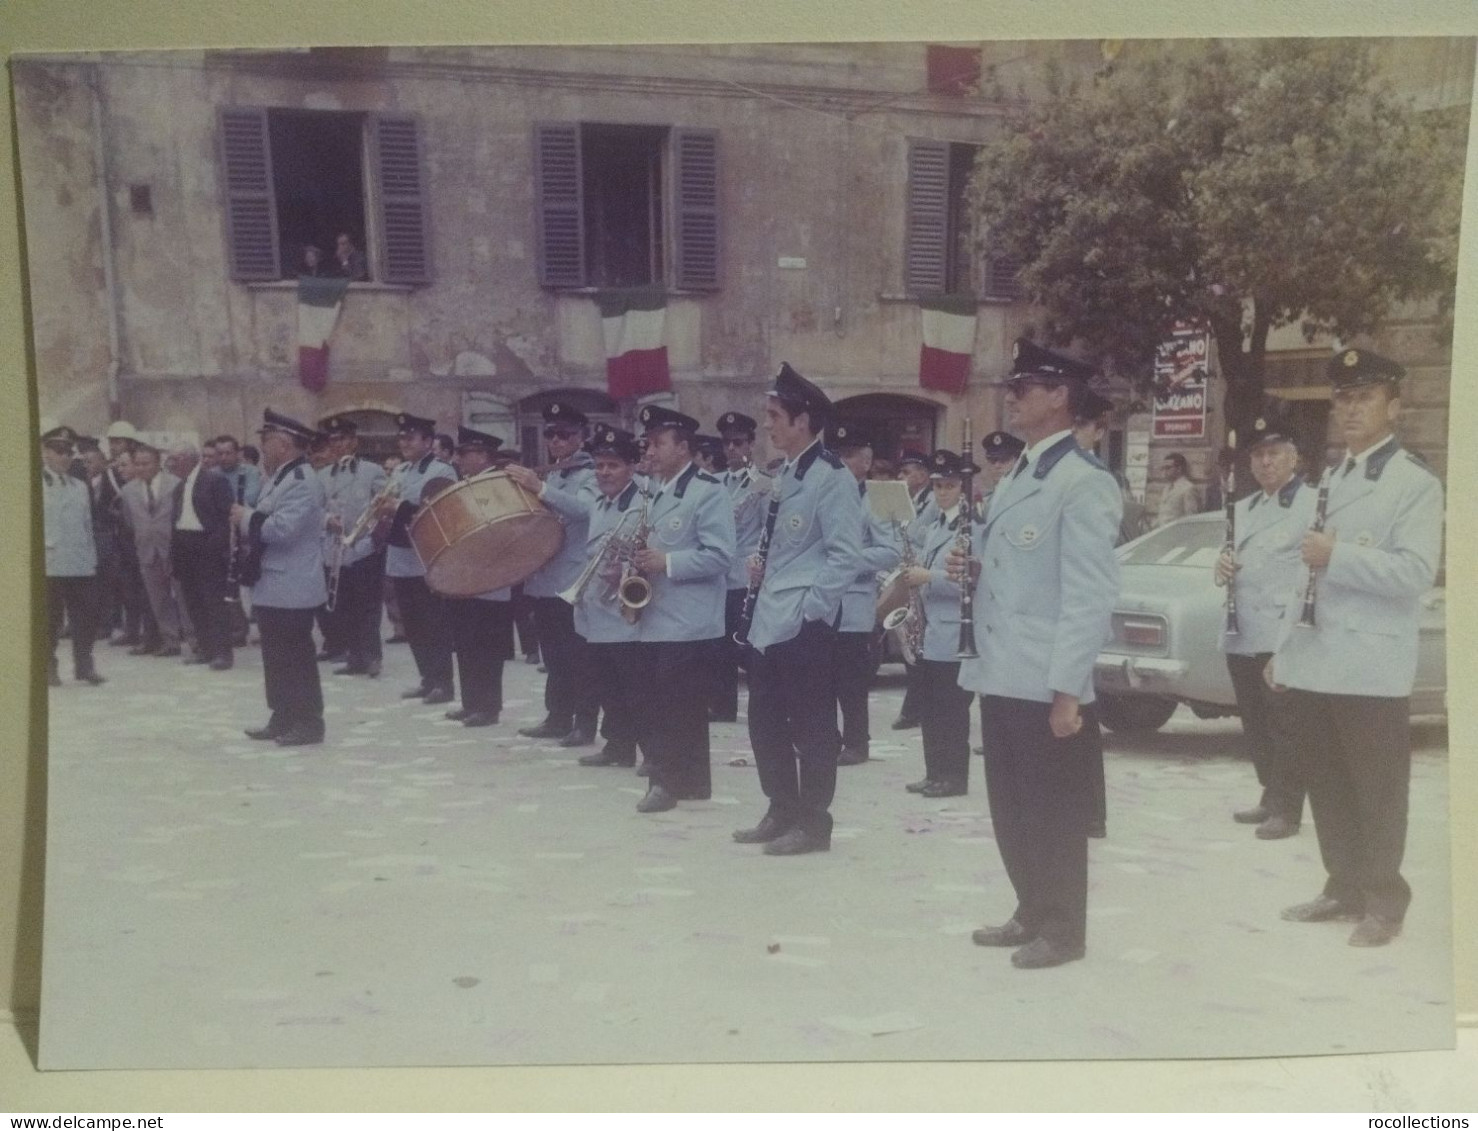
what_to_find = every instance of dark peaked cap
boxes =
[590,425,641,462]
[318,415,358,436]
[981,430,1025,461]
[1328,347,1405,391]
[456,426,502,451]
[829,422,873,451]
[638,404,700,433]
[717,411,758,436]
[395,412,437,436]
[542,402,589,428]
[258,408,318,442]
[769,362,832,420]
[1002,338,1097,383]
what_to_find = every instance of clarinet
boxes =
[1296,464,1333,629]
[733,475,782,647]
[956,417,980,660]
[1222,430,1239,636]
[225,478,245,604]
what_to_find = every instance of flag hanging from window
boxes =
[918,294,978,395]
[297,275,352,393]
[597,286,671,399]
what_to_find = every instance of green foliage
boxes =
[970,39,1466,424]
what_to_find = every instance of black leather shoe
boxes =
[763,827,830,856]
[972,919,1035,947]
[445,707,471,721]
[557,725,596,748]
[921,780,966,798]
[1255,815,1300,840]
[156,645,182,658]
[1010,938,1085,969]
[578,749,636,767]
[335,664,371,676]
[76,671,107,686]
[636,785,678,813]
[111,634,140,648]
[837,747,870,766]
[129,643,159,656]
[401,684,430,700]
[891,715,920,731]
[1281,895,1364,923]
[275,725,325,747]
[1087,821,1107,839]
[422,686,454,706]
[461,711,499,728]
[364,660,381,679]
[386,634,408,645]
[1348,914,1402,947]
[518,720,570,739]
[245,724,281,741]
[209,657,233,672]
[733,813,790,844]
[905,778,936,794]
[317,649,345,662]
[635,762,651,777]
[523,652,540,665]
[183,653,209,665]
[1233,805,1270,825]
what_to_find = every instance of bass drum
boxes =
[409,471,564,597]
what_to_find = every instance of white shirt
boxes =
[1339,434,1396,482]
[176,463,204,532]
[1019,428,1075,475]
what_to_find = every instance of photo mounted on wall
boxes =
[17,37,1469,1069]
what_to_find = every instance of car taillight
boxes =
[1121,619,1165,647]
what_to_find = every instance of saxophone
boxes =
[615,487,654,623]
[879,521,926,664]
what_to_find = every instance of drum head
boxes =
[426,511,564,596]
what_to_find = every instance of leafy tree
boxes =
[970,38,1466,437]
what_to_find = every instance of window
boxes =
[218,107,430,285]
[905,138,1021,300]
[534,123,720,291]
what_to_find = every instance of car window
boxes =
[1118,519,1224,567]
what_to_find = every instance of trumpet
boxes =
[558,518,630,606]
[341,476,402,549]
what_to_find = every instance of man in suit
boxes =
[166,441,235,670]
[733,364,863,856]
[118,443,184,657]
[1214,421,1309,841]
[318,416,389,678]
[1269,348,1444,948]
[1156,452,1201,526]
[41,427,104,687]
[830,423,902,766]
[233,409,329,746]
[710,410,765,724]
[213,433,261,645]
[951,338,1122,969]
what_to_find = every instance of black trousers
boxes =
[747,619,840,836]
[1284,689,1411,922]
[834,629,875,752]
[629,639,714,798]
[171,531,232,663]
[93,534,120,639]
[47,576,98,677]
[592,641,641,756]
[709,588,747,719]
[531,596,598,730]
[256,605,323,732]
[980,695,1097,950]
[118,541,153,643]
[450,597,514,715]
[512,585,539,657]
[918,658,973,787]
[1226,652,1305,822]
[393,575,454,692]
[899,658,923,722]
[336,552,386,667]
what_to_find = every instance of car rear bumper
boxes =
[1094,653,1189,694]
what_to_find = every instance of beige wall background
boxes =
[2,0,1475,1111]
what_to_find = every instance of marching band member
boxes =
[444,428,515,728]
[733,364,863,856]
[319,416,388,678]
[233,410,329,746]
[383,413,458,705]
[830,423,901,767]
[711,411,763,723]
[950,339,1121,968]
[890,448,935,733]
[518,402,601,747]
[902,449,979,797]
[977,430,1024,520]
[1269,348,1443,948]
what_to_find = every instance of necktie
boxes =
[145,479,154,511]
[1013,454,1029,479]
[1343,457,1357,479]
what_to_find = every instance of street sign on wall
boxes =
[1152,322,1211,439]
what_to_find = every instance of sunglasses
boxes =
[1001,375,1062,398]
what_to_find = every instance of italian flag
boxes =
[597,286,671,399]
[297,275,352,393]
[918,293,979,395]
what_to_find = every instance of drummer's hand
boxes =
[903,566,932,588]
[634,548,666,574]
[503,464,542,494]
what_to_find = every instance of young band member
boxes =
[318,416,389,678]
[1269,348,1443,948]
[733,364,863,856]
[711,411,763,723]
[950,339,1121,968]
[233,410,329,746]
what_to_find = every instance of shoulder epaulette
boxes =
[292,466,305,480]
[818,449,844,470]
[696,471,721,484]
[1404,451,1437,477]
[1071,447,1108,472]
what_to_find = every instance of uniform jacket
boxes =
[1219,476,1308,656]
[320,455,388,568]
[119,470,182,569]
[43,468,98,578]
[539,479,645,644]
[238,455,328,609]
[385,451,458,579]
[958,434,1121,704]
[723,464,769,590]
[838,480,903,633]
[1272,438,1443,697]
[916,503,967,662]
[746,440,864,654]
[171,465,235,560]
[1157,476,1200,525]
[636,462,735,642]
[525,453,599,598]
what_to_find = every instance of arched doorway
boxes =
[335,408,400,466]
[514,388,621,467]
[832,393,941,460]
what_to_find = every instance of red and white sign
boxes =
[1152,322,1210,439]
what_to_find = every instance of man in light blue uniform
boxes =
[891,448,934,731]
[1270,348,1444,948]
[952,339,1122,969]
[383,412,458,705]
[42,426,104,687]
[1213,419,1309,840]
[830,422,902,766]
[319,416,389,678]
[710,410,765,723]
[232,409,329,746]
[518,402,602,747]
[733,364,864,856]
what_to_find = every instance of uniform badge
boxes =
[1355,531,1374,546]
[787,514,803,531]
[667,516,683,532]
[1019,524,1038,545]
[1343,350,1360,367]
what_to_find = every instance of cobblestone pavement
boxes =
[39,639,1453,1069]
